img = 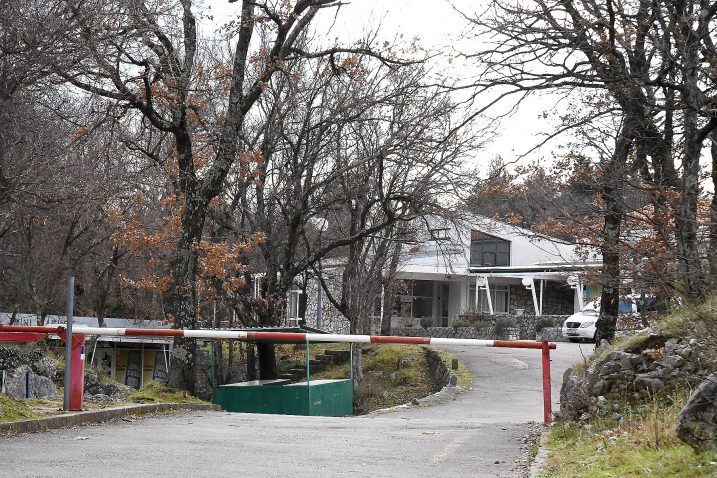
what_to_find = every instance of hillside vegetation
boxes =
[541,301,717,477]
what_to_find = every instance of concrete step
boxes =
[324,350,350,362]
[289,368,306,378]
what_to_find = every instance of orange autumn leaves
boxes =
[108,193,265,298]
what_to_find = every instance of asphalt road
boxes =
[2,342,591,478]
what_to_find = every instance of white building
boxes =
[303,216,601,332]
[390,216,601,327]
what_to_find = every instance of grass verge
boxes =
[124,382,205,404]
[1,381,205,423]
[0,394,42,423]
[540,389,717,477]
[312,344,433,413]
[303,344,471,414]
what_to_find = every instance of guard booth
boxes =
[212,326,354,417]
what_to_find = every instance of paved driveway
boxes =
[1,342,590,477]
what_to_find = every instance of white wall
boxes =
[448,281,464,323]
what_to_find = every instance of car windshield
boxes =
[581,309,599,316]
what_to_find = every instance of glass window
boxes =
[470,231,510,267]
[413,297,433,319]
[469,284,509,314]
[413,280,433,297]
[412,280,433,319]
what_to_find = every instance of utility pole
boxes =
[63,273,74,412]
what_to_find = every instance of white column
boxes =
[539,279,544,316]
[522,277,540,316]
[476,276,493,315]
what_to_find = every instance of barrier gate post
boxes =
[541,340,552,425]
[57,331,86,411]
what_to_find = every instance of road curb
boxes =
[528,428,551,478]
[0,403,220,436]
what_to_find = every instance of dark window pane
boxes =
[413,280,433,297]
[470,234,510,266]
[483,251,496,266]
[497,252,510,266]
[413,297,432,318]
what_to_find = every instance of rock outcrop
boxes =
[4,359,59,400]
[677,372,717,453]
[84,372,132,401]
[560,336,712,421]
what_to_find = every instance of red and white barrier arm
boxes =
[0,324,556,349]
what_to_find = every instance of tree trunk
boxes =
[349,309,365,384]
[166,126,207,393]
[213,305,224,384]
[257,343,278,379]
[379,284,392,336]
[228,307,235,382]
[96,296,106,329]
[672,5,705,300]
[351,344,363,386]
[380,239,403,335]
[246,343,257,381]
[254,287,284,379]
[166,196,205,393]
[169,336,197,393]
[596,237,620,344]
[595,125,630,344]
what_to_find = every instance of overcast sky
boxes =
[207,0,567,175]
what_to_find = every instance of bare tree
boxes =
[55,0,416,388]
[198,39,469,376]
[460,0,717,340]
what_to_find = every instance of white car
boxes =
[562,304,598,342]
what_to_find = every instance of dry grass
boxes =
[0,394,42,422]
[124,382,205,404]
[542,369,716,477]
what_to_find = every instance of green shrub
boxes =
[494,316,517,339]
[419,317,434,329]
[535,317,557,332]
[0,345,44,371]
[451,318,469,329]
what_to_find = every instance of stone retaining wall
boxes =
[392,314,570,341]
[535,327,566,342]
[424,348,452,392]
[560,335,714,421]
[509,284,574,315]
